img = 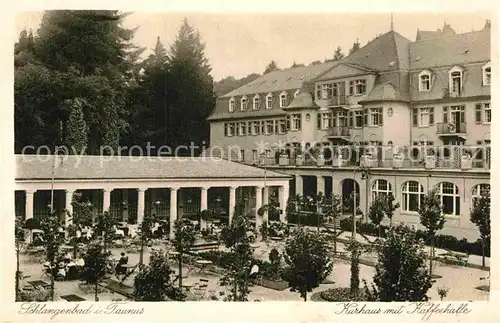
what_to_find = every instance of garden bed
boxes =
[257,278,288,291]
[312,287,372,302]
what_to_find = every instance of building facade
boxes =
[205,23,491,241]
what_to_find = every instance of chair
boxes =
[41,264,52,280]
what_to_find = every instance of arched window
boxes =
[229,97,235,112]
[280,91,288,108]
[372,179,392,200]
[401,181,424,212]
[240,96,248,111]
[266,93,273,109]
[437,182,460,216]
[472,184,490,204]
[253,95,260,110]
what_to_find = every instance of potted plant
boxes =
[392,152,404,168]
[279,152,289,166]
[296,153,304,166]
[200,209,212,230]
[461,152,472,170]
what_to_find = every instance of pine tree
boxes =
[264,60,279,74]
[65,98,88,154]
[290,61,305,68]
[166,18,215,153]
[348,39,361,55]
[333,46,344,61]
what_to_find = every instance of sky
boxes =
[15,11,490,81]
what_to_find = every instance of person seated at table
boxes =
[56,261,66,280]
[115,252,129,275]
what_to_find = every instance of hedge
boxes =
[339,218,490,257]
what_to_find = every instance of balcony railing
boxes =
[327,95,347,106]
[328,126,350,137]
[437,122,466,134]
[249,153,490,170]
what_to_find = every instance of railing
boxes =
[328,126,350,137]
[251,155,490,170]
[437,122,466,134]
[328,95,347,106]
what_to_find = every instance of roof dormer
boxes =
[229,97,235,112]
[482,62,491,86]
[418,69,433,92]
[240,95,248,111]
[279,91,288,108]
[448,65,464,96]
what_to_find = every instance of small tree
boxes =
[418,189,445,276]
[322,194,342,253]
[15,216,26,300]
[346,240,362,297]
[219,201,254,301]
[370,224,433,301]
[385,193,400,226]
[134,249,182,301]
[312,192,325,232]
[39,213,65,301]
[268,248,282,281]
[283,229,333,302]
[81,243,110,301]
[368,195,386,238]
[94,211,118,255]
[66,198,93,258]
[172,219,196,289]
[139,213,154,267]
[470,188,490,268]
[263,60,279,74]
[286,195,308,226]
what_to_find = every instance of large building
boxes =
[204,22,491,241]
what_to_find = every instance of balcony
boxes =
[327,95,347,107]
[437,122,467,139]
[327,126,350,139]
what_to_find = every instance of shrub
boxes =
[320,287,370,302]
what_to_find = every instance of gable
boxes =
[314,63,375,82]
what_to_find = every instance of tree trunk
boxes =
[139,238,144,266]
[333,219,337,254]
[178,256,183,289]
[303,291,307,302]
[378,225,381,239]
[481,238,485,269]
[15,246,20,300]
[95,279,98,301]
[50,263,55,301]
[429,235,434,276]
[73,239,77,259]
[389,217,392,226]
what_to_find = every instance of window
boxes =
[372,179,392,200]
[266,93,273,109]
[418,107,434,126]
[483,62,491,86]
[279,120,287,134]
[472,184,490,204]
[229,97,235,112]
[449,67,463,95]
[412,108,418,127]
[240,150,245,161]
[321,84,333,99]
[370,107,383,126]
[349,79,366,95]
[315,84,321,99]
[442,106,448,124]
[363,108,368,126]
[291,114,301,131]
[279,92,288,108]
[273,120,279,134]
[228,123,235,136]
[224,123,228,136]
[240,96,248,111]
[354,110,363,128]
[265,120,274,135]
[401,181,424,212]
[475,104,482,123]
[253,95,260,110]
[252,121,260,135]
[484,103,491,123]
[321,113,332,130]
[238,122,246,136]
[332,83,338,97]
[418,70,432,91]
[437,182,460,216]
